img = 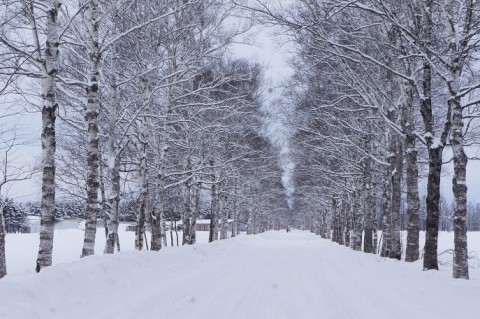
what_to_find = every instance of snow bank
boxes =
[0,230,478,319]
[5,227,211,275]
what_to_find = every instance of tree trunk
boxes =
[209,183,219,241]
[0,201,6,278]
[174,220,179,246]
[182,181,192,245]
[151,169,164,251]
[81,0,101,258]
[448,64,469,279]
[231,185,238,238]
[208,161,219,242]
[103,65,118,254]
[422,145,445,268]
[337,198,345,245]
[321,208,328,239]
[343,199,351,246]
[135,117,148,251]
[380,174,392,257]
[104,22,121,254]
[161,215,167,247]
[104,163,120,254]
[331,198,339,243]
[403,81,420,262]
[421,69,451,270]
[419,1,451,271]
[151,96,171,250]
[150,141,166,251]
[181,152,192,245]
[219,189,228,240]
[189,182,201,245]
[389,136,403,260]
[247,210,256,235]
[99,156,108,239]
[441,0,471,278]
[352,186,363,251]
[170,222,174,246]
[363,134,374,254]
[36,0,60,271]
[372,180,378,254]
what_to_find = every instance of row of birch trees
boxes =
[0,0,290,278]
[244,0,480,279]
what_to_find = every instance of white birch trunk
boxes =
[247,210,256,235]
[331,198,340,243]
[189,182,201,244]
[36,0,60,271]
[219,189,228,240]
[209,182,219,241]
[338,197,346,245]
[103,11,122,254]
[372,179,378,254]
[403,80,420,262]
[352,187,363,251]
[380,174,392,257]
[389,137,403,260]
[161,215,167,247]
[321,208,328,239]
[343,197,351,246]
[231,185,238,238]
[150,71,176,249]
[151,167,165,251]
[442,0,471,279]
[363,134,374,253]
[81,0,101,258]
[104,159,120,254]
[135,116,149,251]
[208,160,219,242]
[450,84,469,279]
[420,0,451,272]
[99,153,108,238]
[0,200,6,278]
[182,180,192,245]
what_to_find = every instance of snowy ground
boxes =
[1,230,479,319]
[5,224,210,275]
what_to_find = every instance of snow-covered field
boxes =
[1,229,479,319]
[5,224,211,275]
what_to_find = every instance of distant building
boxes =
[126,224,136,232]
[177,219,235,232]
[195,219,211,231]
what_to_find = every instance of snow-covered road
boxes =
[0,230,478,319]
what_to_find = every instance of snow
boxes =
[430,137,443,149]
[5,225,210,275]
[1,230,479,319]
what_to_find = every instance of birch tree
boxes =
[0,0,63,272]
[439,0,477,279]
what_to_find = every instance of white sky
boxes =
[441,148,480,204]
